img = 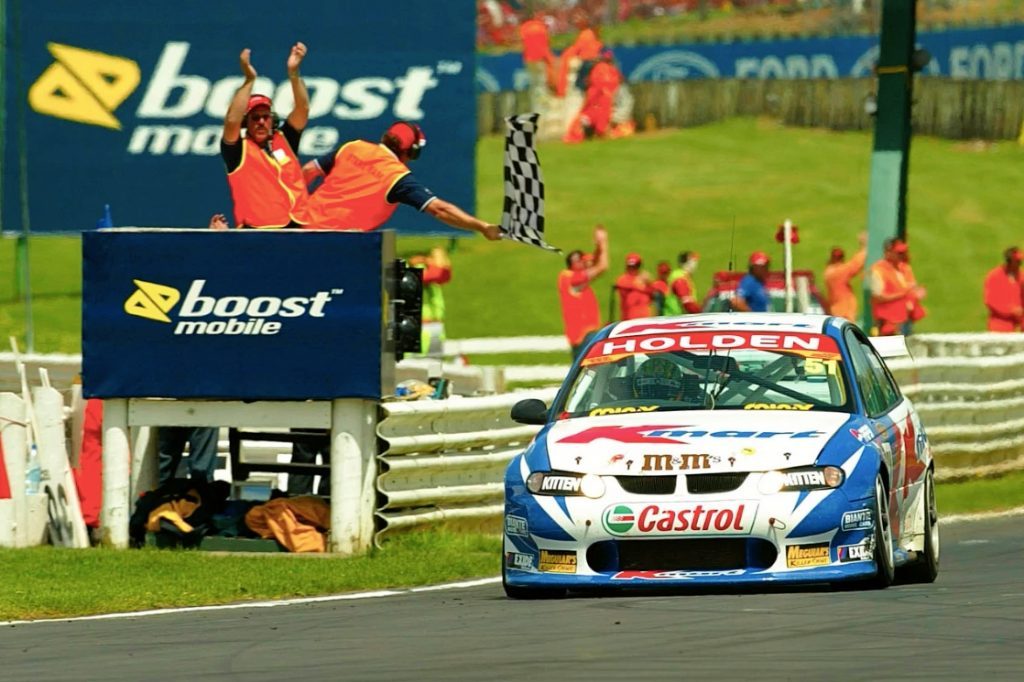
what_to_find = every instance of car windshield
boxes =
[558,329,851,418]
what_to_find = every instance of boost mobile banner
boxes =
[2,0,476,235]
[82,229,387,400]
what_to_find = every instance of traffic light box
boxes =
[391,259,423,361]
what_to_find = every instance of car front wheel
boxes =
[870,473,895,589]
[901,467,940,584]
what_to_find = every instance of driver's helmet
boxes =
[632,356,683,400]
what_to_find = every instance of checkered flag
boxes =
[500,113,560,253]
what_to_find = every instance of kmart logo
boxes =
[124,279,343,336]
[28,43,141,130]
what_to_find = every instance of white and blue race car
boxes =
[503,313,939,597]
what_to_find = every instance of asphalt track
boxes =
[3,516,1022,682]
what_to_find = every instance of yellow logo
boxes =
[124,280,180,323]
[28,43,141,130]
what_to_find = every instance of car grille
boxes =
[615,476,677,495]
[587,538,777,572]
[686,472,748,494]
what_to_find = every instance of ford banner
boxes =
[477,24,1024,92]
[2,0,476,235]
[82,229,390,399]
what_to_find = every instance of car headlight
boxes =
[758,466,845,494]
[526,471,605,499]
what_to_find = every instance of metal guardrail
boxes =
[7,333,1024,546]
[375,388,558,541]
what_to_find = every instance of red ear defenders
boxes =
[405,122,425,160]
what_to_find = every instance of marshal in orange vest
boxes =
[226,130,310,229]
[304,141,411,231]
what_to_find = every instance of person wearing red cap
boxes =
[983,247,1024,331]
[221,43,310,229]
[301,122,499,239]
[665,251,702,315]
[733,251,772,312]
[564,47,620,143]
[614,252,655,320]
[823,233,867,322]
[870,238,922,335]
[650,261,672,315]
[558,225,609,358]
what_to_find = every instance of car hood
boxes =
[543,410,851,475]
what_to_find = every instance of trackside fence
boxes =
[4,332,1024,545]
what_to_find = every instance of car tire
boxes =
[870,473,895,589]
[502,558,566,600]
[901,467,940,584]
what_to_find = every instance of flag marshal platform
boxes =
[82,228,398,553]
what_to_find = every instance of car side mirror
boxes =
[511,398,548,425]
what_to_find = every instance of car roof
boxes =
[605,312,834,339]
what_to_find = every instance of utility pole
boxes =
[861,1,917,332]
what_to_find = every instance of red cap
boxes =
[1007,248,1023,262]
[749,251,770,266]
[892,241,908,254]
[657,261,671,277]
[385,121,426,153]
[246,94,273,114]
[625,252,642,267]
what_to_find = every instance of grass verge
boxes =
[936,470,1024,517]
[0,474,1020,621]
[0,529,499,622]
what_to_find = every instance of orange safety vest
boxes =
[305,141,410,231]
[227,131,309,229]
[520,18,551,63]
[615,272,653,320]
[870,259,910,330]
[983,265,1024,332]
[558,269,601,346]
[824,249,866,322]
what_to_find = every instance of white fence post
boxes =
[330,398,377,555]
[101,399,131,548]
[0,392,28,547]
[33,386,89,548]
[130,426,158,502]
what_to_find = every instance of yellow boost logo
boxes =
[28,43,140,130]
[124,280,180,323]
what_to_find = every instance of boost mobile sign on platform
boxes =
[2,0,475,235]
[82,230,386,399]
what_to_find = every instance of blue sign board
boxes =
[2,0,476,235]
[82,230,389,399]
[477,24,1024,91]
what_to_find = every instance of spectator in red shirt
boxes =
[983,247,1024,332]
[614,252,654,320]
[558,225,609,358]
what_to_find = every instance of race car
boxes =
[503,313,938,597]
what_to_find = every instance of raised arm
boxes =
[223,48,258,144]
[584,224,609,280]
[284,42,309,131]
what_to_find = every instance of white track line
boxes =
[5,507,1023,626]
[0,577,501,626]
[939,505,1024,524]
